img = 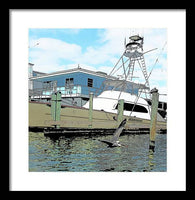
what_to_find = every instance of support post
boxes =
[51,93,56,121]
[117,99,124,124]
[55,91,61,126]
[149,88,159,151]
[88,92,93,128]
[51,91,61,128]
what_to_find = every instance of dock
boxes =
[29,90,166,137]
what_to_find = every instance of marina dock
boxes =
[29,91,166,136]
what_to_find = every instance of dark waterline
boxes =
[29,132,166,172]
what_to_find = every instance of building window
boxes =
[88,78,93,87]
[66,78,74,85]
[43,81,52,89]
[43,80,57,90]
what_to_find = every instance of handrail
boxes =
[29,83,102,99]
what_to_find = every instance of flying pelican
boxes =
[100,119,127,147]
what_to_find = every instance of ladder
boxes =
[139,55,151,99]
[127,57,136,81]
[139,55,150,89]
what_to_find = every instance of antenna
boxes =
[147,41,167,81]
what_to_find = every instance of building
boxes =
[29,64,143,107]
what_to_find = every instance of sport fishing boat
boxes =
[83,33,166,122]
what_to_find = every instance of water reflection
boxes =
[29,132,166,172]
[143,149,155,172]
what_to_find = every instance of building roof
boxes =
[30,67,117,80]
[33,70,47,75]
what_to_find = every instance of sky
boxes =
[29,28,167,101]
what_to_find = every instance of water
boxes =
[29,132,166,172]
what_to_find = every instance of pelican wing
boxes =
[111,119,127,142]
[99,140,113,146]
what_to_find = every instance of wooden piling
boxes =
[51,93,56,121]
[117,99,124,124]
[88,92,93,128]
[55,91,61,123]
[51,91,61,128]
[149,88,159,151]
